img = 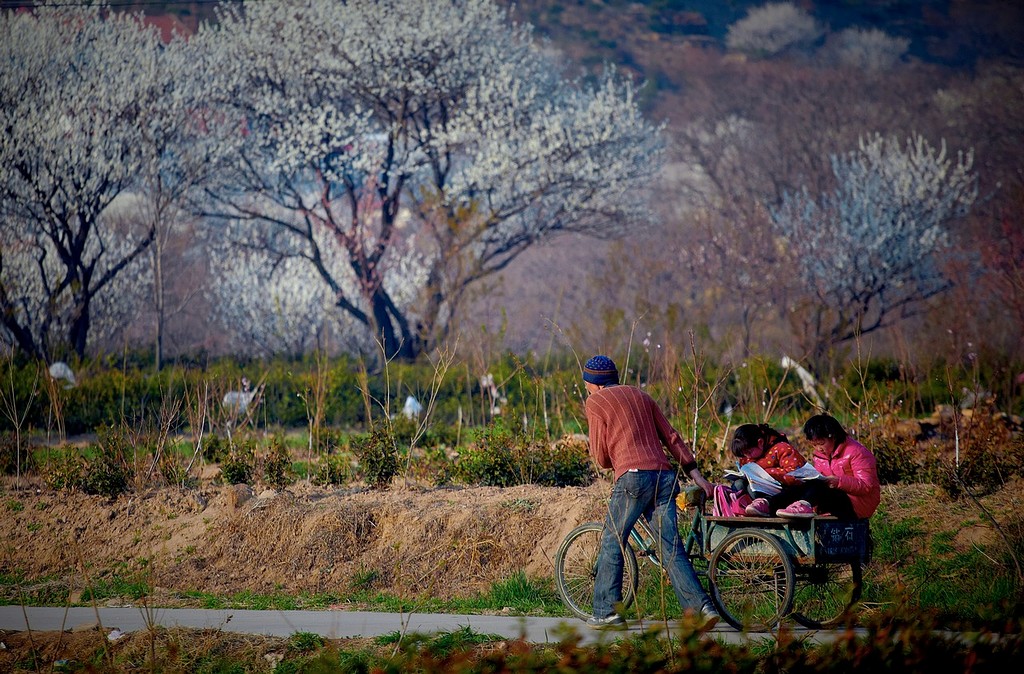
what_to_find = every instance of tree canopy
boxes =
[196,0,664,360]
[0,5,204,360]
[770,133,977,367]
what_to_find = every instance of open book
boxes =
[786,463,827,481]
[724,462,825,497]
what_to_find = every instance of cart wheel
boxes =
[709,529,794,631]
[554,522,639,621]
[790,560,863,628]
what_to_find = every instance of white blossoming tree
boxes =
[196,0,663,360]
[770,133,978,367]
[0,5,204,360]
[725,2,825,58]
[206,218,429,357]
[825,28,910,71]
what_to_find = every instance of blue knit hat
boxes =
[583,355,619,386]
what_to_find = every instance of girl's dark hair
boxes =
[731,423,785,458]
[802,414,848,444]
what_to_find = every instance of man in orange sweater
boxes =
[582,355,719,630]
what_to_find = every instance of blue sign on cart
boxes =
[816,520,870,562]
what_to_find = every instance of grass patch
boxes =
[0,573,71,605]
[80,575,152,603]
[287,631,325,653]
[375,625,508,657]
[455,571,563,615]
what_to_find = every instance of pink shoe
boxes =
[745,498,771,517]
[777,500,815,518]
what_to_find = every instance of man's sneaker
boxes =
[777,500,815,518]
[745,498,771,517]
[586,613,626,630]
[699,605,720,631]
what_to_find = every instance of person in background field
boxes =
[730,424,808,517]
[581,354,720,630]
[773,413,881,520]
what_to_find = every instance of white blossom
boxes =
[0,5,207,358]
[195,0,663,359]
[770,133,977,351]
[825,27,910,71]
[726,2,825,57]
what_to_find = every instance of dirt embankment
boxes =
[0,478,610,605]
[2,475,1018,609]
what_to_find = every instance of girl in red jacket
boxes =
[730,424,807,517]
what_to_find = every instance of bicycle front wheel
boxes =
[554,522,639,621]
[709,529,794,631]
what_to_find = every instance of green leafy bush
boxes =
[82,458,130,498]
[202,434,230,464]
[451,423,595,488]
[453,421,519,487]
[80,425,134,498]
[871,436,922,485]
[41,446,86,491]
[221,439,256,485]
[287,631,325,653]
[353,427,398,488]
[262,436,294,490]
[517,435,595,487]
[312,452,352,486]
[0,431,34,475]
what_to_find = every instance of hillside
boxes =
[501,0,1024,73]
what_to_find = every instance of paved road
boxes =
[0,606,858,646]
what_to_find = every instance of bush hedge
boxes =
[3,351,1022,496]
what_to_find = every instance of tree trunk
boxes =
[153,241,165,371]
[68,295,91,360]
[368,289,419,361]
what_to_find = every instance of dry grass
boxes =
[0,478,609,606]
[0,625,357,673]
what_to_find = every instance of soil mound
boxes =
[2,477,1017,609]
[0,479,610,605]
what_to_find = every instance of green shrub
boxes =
[41,446,86,491]
[454,443,516,487]
[82,457,130,498]
[262,436,294,490]
[80,425,134,498]
[287,631,325,653]
[221,439,257,485]
[352,426,398,488]
[530,435,595,487]
[513,435,595,487]
[451,422,594,488]
[312,453,352,487]
[453,421,519,487]
[871,436,921,485]
[202,434,230,464]
[0,431,34,475]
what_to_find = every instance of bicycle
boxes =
[554,485,870,630]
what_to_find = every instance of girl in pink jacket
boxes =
[775,413,881,520]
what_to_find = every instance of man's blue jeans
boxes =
[592,469,710,618]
